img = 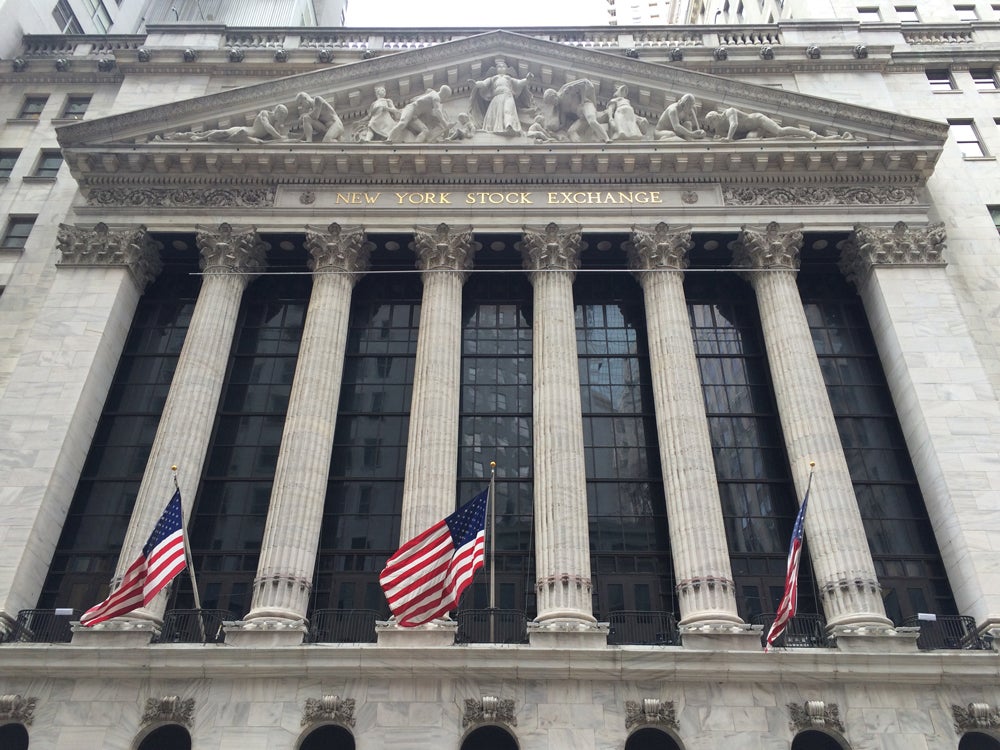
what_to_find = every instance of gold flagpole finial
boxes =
[809,461,816,468]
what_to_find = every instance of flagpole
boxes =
[173,466,206,642]
[488,460,496,642]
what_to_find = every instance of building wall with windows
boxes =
[0,17,999,750]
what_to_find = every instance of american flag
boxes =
[80,490,187,627]
[765,479,811,650]
[379,489,488,627]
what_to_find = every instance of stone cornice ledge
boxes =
[0,644,995,684]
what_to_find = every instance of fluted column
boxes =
[841,222,1000,635]
[628,224,742,626]
[108,223,267,624]
[244,225,371,625]
[519,223,595,625]
[398,224,479,541]
[732,222,890,629]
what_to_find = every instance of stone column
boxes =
[840,222,1000,639]
[627,224,744,634]
[731,222,892,635]
[0,224,160,635]
[237,225,370,644]
[519,223,598,639]
[78,223,267,638]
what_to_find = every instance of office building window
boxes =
[1,216,36,249]
[52,0,83,33]
[82,0,112,33]
[989,205,1000,234]
[32,150,63,178]
[18,96,48,120]
[895,5,920,21]
[0,151,20,178]
[926,69,956,91]
[948,120,987,156]
[955,4,979,19]
[61,95,92,119]
[971,68,998,89]
[857,6,882,21]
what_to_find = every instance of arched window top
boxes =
[136,724,191,750]
[625,726,684,750]
[0,723,29,750]
[298,723,356,750]
[791,729,850,750]
[959,731,1000,750]
[460,724,519,750]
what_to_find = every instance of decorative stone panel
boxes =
[723,186,918,207]
[625,698,678,731]
[953,703,1000,732]
[412,223,479,277]
[57,222,163,290]
[302,695,356,727]
[788,701,844,733]
[463,696,517,728]
[195,223,269,275]
[519,222,584,274]
[838,221,947,286]
[627,222,694,274]
[304,223,371,276]
[0,694,37,725]
[731,221,804,270]
[141,696,194,728]
[86,187,276,208]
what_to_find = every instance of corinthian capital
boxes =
[838,221,947,287]
[412,223,479,278]
[627,223,693,278]
[304,223,371,280]
[519,222,585,278]
[730,221,804,270]
[57,222,163,291]
[195,223,268,277]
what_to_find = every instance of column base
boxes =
[376,618,457,647]
[224,618,307,647]
[680,621,764,651]
[71,618,158,646]
[528,618,609,648]
[830,623,919,653]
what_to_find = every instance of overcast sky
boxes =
[345,0,607,27]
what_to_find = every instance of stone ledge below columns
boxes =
[71,619,158,646]
[528,619,609,649]
[376,619,457,647]
[224,618,307,647]
[831,623,919,653]
[680,622,764,651]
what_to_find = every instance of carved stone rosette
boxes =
[519,222,585,277]
[463,696,517,728]
[302,696,356,727]
[625,699,678,731]
[730,221,805,271]
[627,222,694,276]
[0,694,37,725]
[141,696,194,728]
[838,221,947,287]
[195,223,269,276]
[57,222,163,291]
[953,703,1000,732]
[412,223,479,278]
[304,223,372,278]
[788,701,845,733]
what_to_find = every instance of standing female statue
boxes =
[468,58,534,136]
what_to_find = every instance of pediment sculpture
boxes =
[155,69,855,146]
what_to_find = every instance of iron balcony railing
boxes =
[3,609,78,643]
[155,609,230,644]
[607,611,679,646]
[751,613,831,648]
[456,608,529,645]
[902,615,992,651]
[308,609,379,644]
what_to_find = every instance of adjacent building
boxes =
[0,12,999,750]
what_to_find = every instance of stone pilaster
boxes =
[628,224,743,630]
[398,223,479,541]
[0,224,160,633]
[840,223,1000,632]
[519,223,596,631]
[238,225,370,641]
[732,222,891,631]
[81,224,266,636]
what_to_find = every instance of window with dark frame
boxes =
[1,216,37,249]
[81,0,112,33]
[18,96,48,120]
[971,68,999,89]
[52,0,84,33]
[926,69,956,91]
[33,151,63,179]
[857,6,882,21]
[0,151,21,179]
[955,4,979,19]
[61,95,92,119]
[896,5,920,21]
[948,119,987,156]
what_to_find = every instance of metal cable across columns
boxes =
[242,225,371,629]
[731,222,891,631]
[519,223,596,628]
[628,224,743,628]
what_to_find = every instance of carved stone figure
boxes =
[354,86,400,142]
[554,79,609,143]
[294,92,344,143]
[703,106,852,141]
[527,114,558,142]
[468,58,534,136]
[162,104,291,143]
[605,84,648,141]
[387,85,453,143]
[655,94,705,141]
[445,112,476,141]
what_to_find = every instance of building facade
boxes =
[0,17,999,750]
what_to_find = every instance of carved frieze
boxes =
[195,223,269,276]
[838,221,947,286]
[627,222,694,274]
[788,701,844,733]
[0,694,37,725]
[723,186,918,207]
[86,187,275,209]
[625,698,678,731]
[463,696,517,728]
[953,703,1000,732]
[730,221,804,270]
[304,224,371,277]
[57,222,163,290]
[412,223,479,277]
[519,223,585,275]
[302,695,356,727]
[141,696,194,727]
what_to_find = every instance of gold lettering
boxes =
[466,193,477,204]
[519,192,533,204]
[616,192,634,204]
[394,192,408,204]
[365,192,381,204]
[649,191,663,203]
[547,192,561,204]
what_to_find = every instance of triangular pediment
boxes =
[57,30,946,190]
